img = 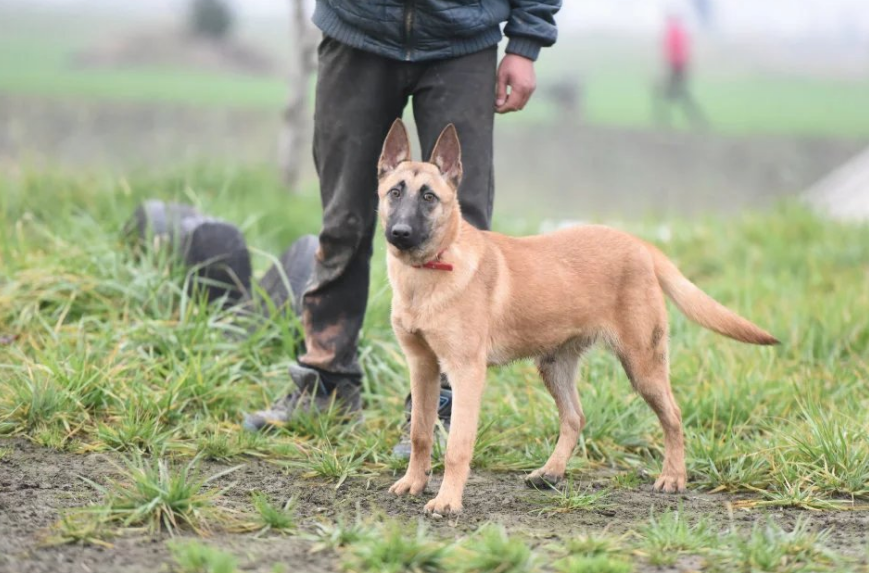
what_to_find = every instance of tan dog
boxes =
[377,119,778,516]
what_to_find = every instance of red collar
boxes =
[412,251,453,272]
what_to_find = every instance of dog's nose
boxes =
[391,223,413,239]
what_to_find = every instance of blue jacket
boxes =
[313,0,561,62]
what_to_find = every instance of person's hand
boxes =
[495,54,536,114]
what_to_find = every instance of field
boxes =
[2,3,869,572]
[3,5,869,138]
[2,167,869,572]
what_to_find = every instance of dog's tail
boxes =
[648,245,779,345]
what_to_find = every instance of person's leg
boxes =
[662,65,682,126]
[244,38,409,430]
[412,47,498,231]
[298,37,409,384]
[675,67,708,129]
[652,74,671,126]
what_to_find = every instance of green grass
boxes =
[532,481,612,514]
[2,164,869,569]
[168,540,239,573]
[453,524,539,573]
[0,6,286,110]
[249,491,297,535]
[571,70,869,137]
[308,514,378,554]
[636,508,719,566]
[555,555,634,573]
[342,521,452,573]
[710,518,840,573]
[78,454,243,535]
[3,6,869,137]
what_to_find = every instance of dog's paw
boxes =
[388,474,428,497]
[423,495,462,518]
[653,472,687,493]
[524,468,563,489]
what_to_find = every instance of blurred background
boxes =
[1,0,867,220]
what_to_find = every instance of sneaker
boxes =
[392,380,452,459]
[242,363,361,431]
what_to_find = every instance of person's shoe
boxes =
[242,363,361,431]
[391,382,452,459]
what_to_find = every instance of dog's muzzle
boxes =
[386,223,423,251]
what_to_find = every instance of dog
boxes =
[377,119,778,516]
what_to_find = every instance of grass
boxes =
[0,6,286,110]
[308,514,377,554]
[168,540,239,573]
[78,454,243,535]
[453,524,538,573]
[635,508,719,565]
[282,442,371,489]
[2,164,869,570]
[555,555,634,573]
[3,6,869,138]
[249,491,297,535]
[532,481,612,514]
[342,521,452,573]
[711,519,839,573]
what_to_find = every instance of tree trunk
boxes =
[279,0,318,192]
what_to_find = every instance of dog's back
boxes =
[481,223,776,361]
[479,224,654,362]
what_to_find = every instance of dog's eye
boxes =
[422,192,437,203]
[390,187,401,199]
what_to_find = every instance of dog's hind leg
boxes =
[525,339,590,488]
[616,317,686,493]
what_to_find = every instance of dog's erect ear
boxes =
[429,124,463,189]
[378,119,411,179]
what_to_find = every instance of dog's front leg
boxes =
[424,358,486,517]
[389,333,440,497]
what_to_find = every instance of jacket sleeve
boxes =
[504,0,561,61]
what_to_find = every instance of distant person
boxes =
[654,13,707,128]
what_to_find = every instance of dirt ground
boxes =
[2,438,867,573]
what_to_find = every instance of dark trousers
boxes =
[299,37,497,379]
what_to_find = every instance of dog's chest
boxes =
[392,308,423,336]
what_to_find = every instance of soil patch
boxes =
[2,438,867,572]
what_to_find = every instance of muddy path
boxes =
[2,438,867,573]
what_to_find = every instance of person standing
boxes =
[655,13,707,128]
[244,0,562,451]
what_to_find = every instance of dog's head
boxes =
[377,119,463,263]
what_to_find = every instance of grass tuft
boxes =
[532,480,611,514]
[453,523,538,573]
[308,514,377,554]
[249,491,296,535]
[712,518,838,573]
[636,507,720,566]
[80,453,242,535]
[555,555,633,573]
[342,521,452,573]
[168,540,239,573]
